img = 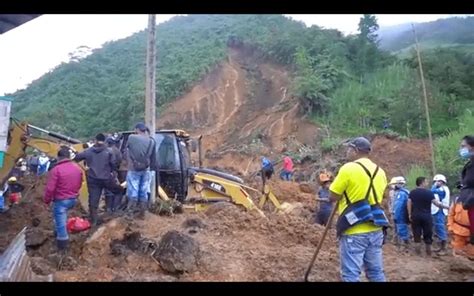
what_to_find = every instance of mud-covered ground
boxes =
[2,176,473,282]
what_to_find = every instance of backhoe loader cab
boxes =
[118,129,193,202]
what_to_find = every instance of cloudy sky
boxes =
[0,14,469,96]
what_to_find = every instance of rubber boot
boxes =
[402,240,410,252]
[435,240,448,256]
[126,199,137,216]
[112,194,123,214]
[105,195,114,213]
[137,201,147,220]
[425,243,432,257]
[414,242,422,255]
[89,207,99,227]
[57,239,68,255]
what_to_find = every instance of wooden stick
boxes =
[412,23,436,175]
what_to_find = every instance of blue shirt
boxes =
[261,157,272,169]
[393,188,410,222]
[318,187,333,211]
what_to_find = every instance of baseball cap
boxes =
[134,122,147,132]
[347,137,371,152]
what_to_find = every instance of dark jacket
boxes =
[460,156,474,209]
[461,156,474,189]
[108,146,122,171]
[74,144,117,180]
[126,135,157,171]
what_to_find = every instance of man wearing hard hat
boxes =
[390,176,410,251]
[431,174,450,255]
[315,171,333,226]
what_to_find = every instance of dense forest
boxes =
[9,15,474,181]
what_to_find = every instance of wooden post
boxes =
[145,14,156,136]
[412,24,436,175]
[145,15,157,205]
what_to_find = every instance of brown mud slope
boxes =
[157,46,314,165]
[156,46,430,178]
[370,136,430,177]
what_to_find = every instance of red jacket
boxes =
[283,156,293,172]
[44,159,83,204]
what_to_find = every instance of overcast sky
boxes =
[0,14,470,96]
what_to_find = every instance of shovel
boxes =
[303,200,339,282]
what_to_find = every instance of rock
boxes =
[299,183,315,194]
[25,228,48,247]
[110,231,156,255]
[31,217,41,227]
[182,218,207,229]
[30,257,54,276]
[47,253,77,270]
[154,231,199,273]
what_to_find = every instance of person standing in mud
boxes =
[329,137,389,282]
[391,176,410,251]
[74,133,122,226]
[280,154,294,181]
[261,156,274,181]
[458,135,474,257]
[44,147,83,254]
[315,175,333,226]
[407,177,448,256]
[126,123,156,219]
[430,174,450,255]
[103,136,123,215]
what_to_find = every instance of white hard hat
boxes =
[433,174,447,183]
[389,176,406,185]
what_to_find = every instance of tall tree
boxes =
[355,14,380,76]
[358,14,379,44]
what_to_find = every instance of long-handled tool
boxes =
[303,200,339,282]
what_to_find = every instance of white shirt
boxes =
[431,185,450,216]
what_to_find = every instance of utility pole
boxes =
[145,15,157,206]
[145,14,156,136]
[412,24,436,175]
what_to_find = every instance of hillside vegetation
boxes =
[9,15,474,182]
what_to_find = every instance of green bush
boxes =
[320,137,341,153]
[405,165,430,190]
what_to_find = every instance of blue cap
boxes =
[348,137,372,152]
[134,122,147,132]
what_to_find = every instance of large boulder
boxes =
[154,231,199,273]
[25,228,48,247]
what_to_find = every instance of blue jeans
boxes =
[339,230,386,282]
[127,170,151,203]
[432,210,448,241]
[53,198,77,241]
[280,170,292,181]
[395,222,410,241]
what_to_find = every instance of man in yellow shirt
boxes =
[329,137,389,282]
